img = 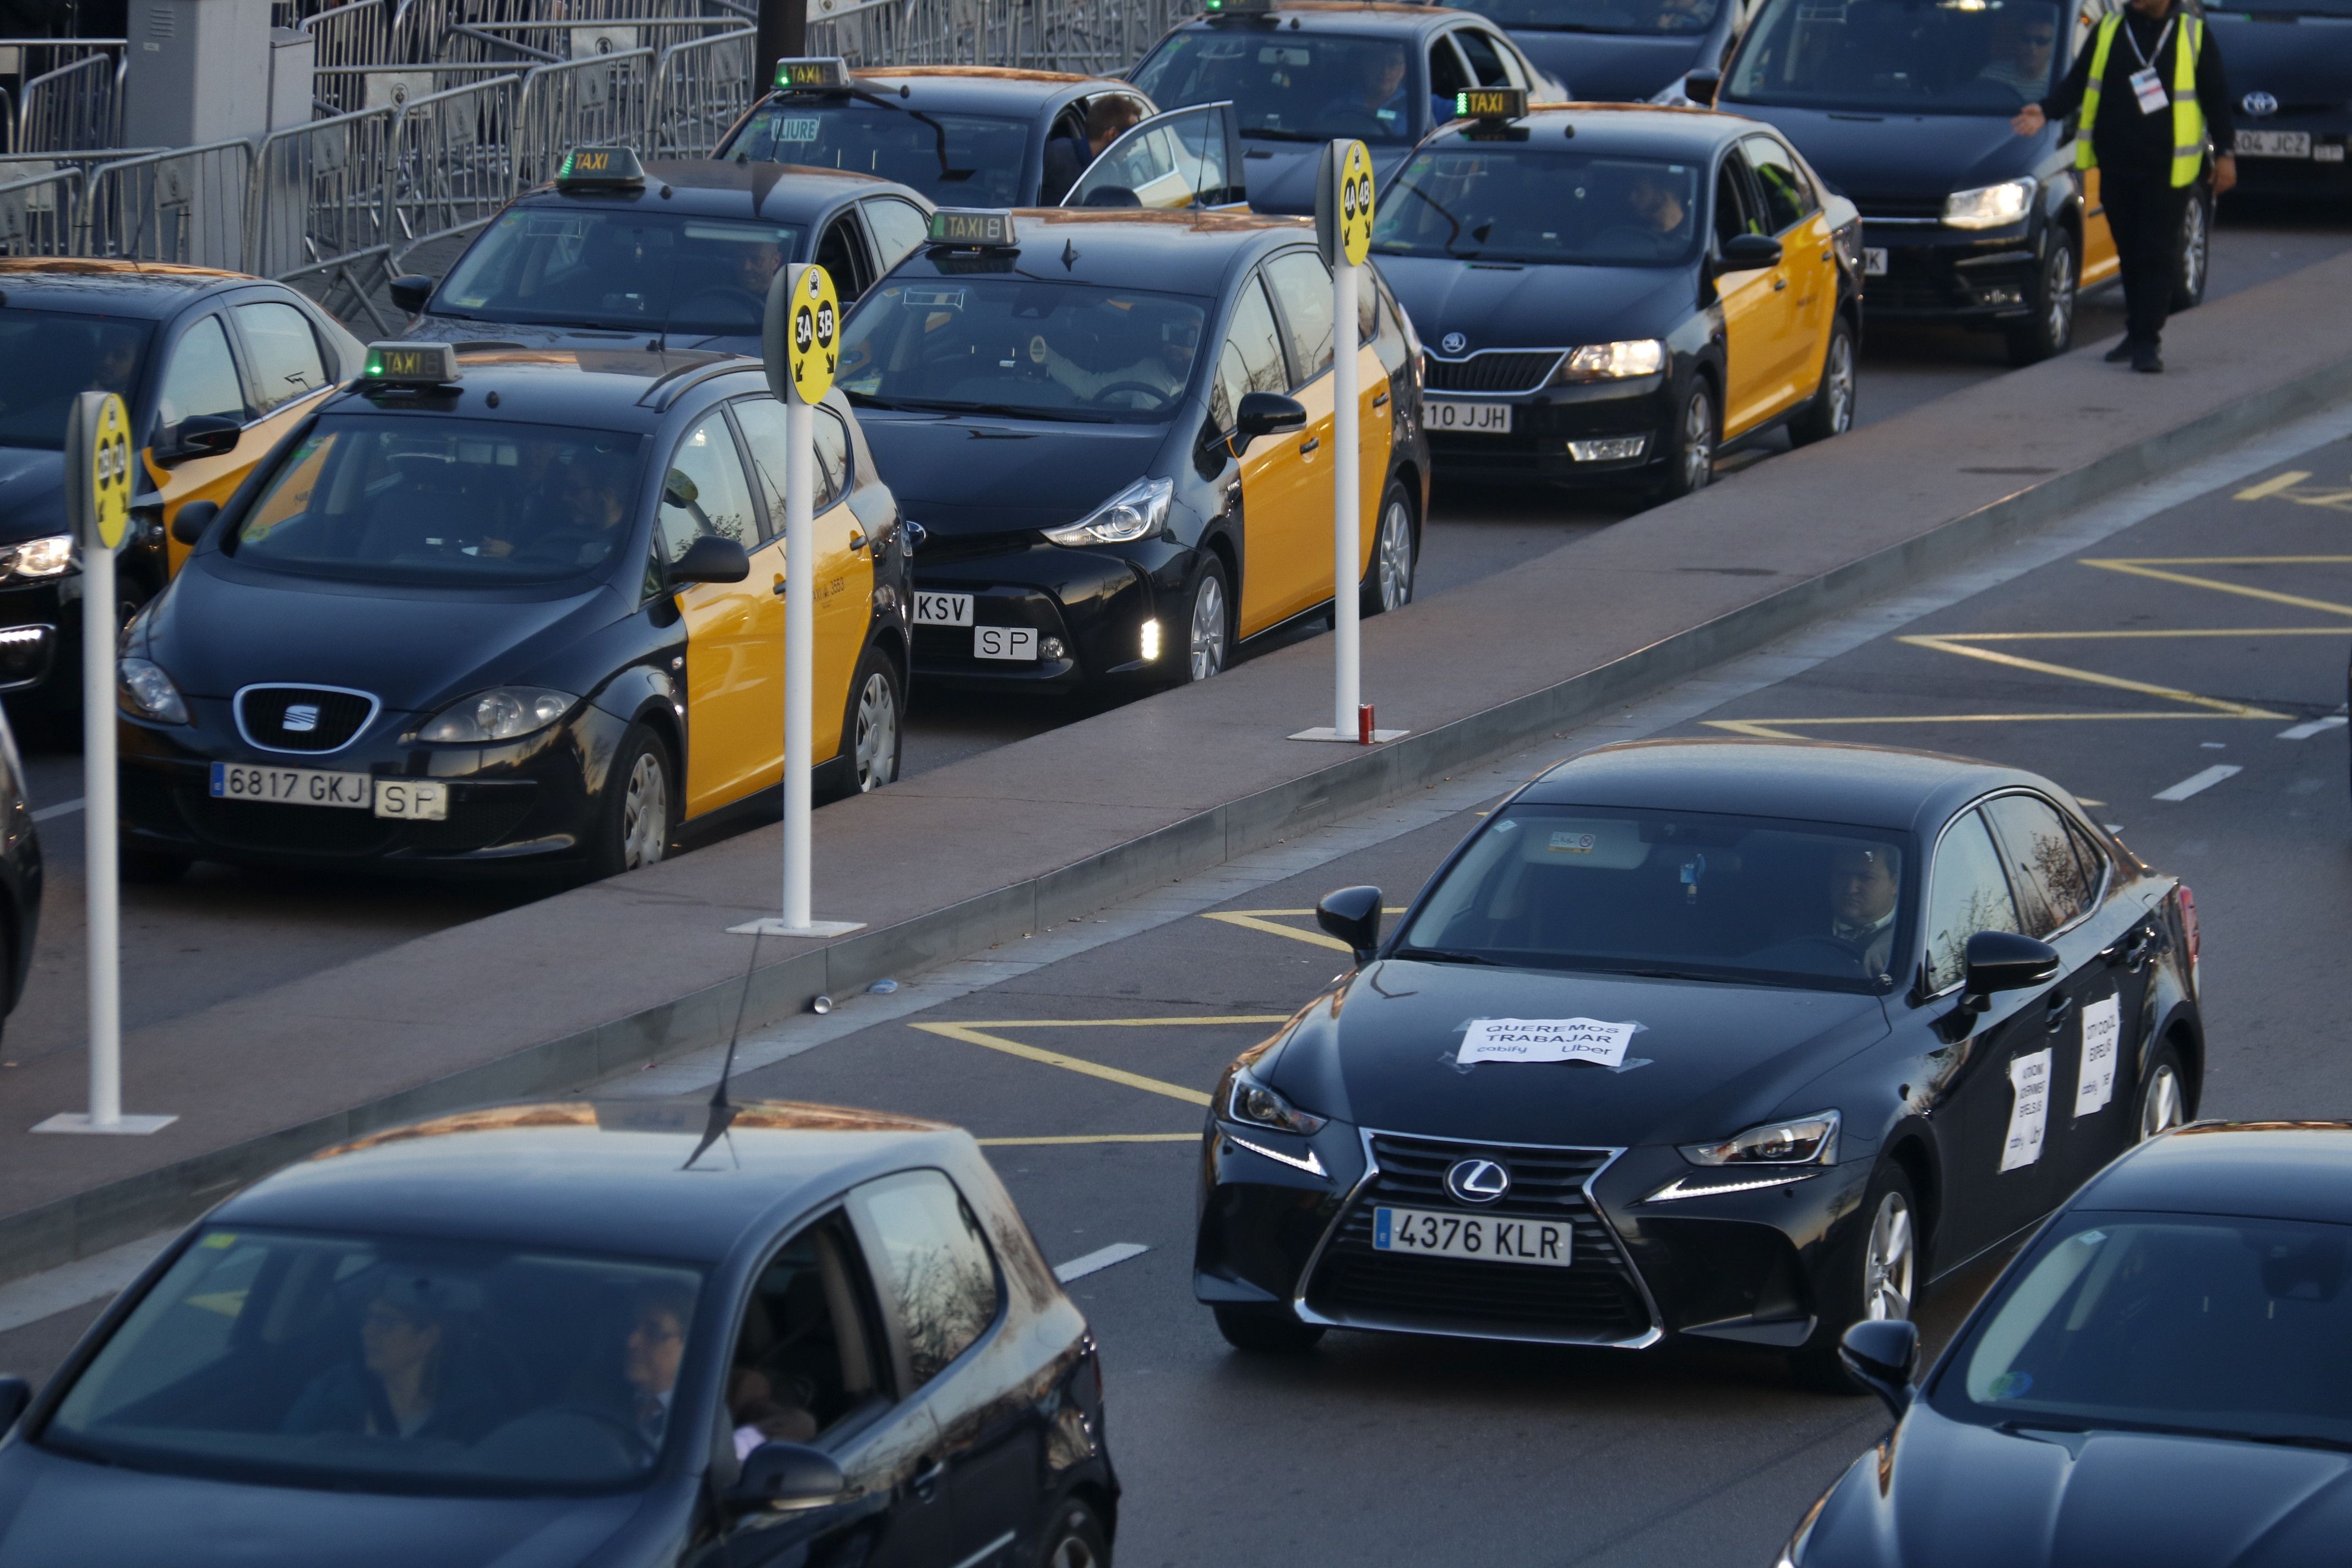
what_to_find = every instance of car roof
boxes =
[1519,738,2060,835]
[0,257,262,318]
[2073,1124,2352,1224]
[888,206,1310,296]
[839,64,1135,114]
[317,347,759,427]
[211,1099,972,1264]
[514,159,914,225]
[1427,103,1762,160]
[1171,1,1472,37]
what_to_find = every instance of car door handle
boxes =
[2043,993,2076,1033]
[1298,436,1320,455]
[1371,390,1390,409]
[848,530,868,552]
[771,573,786,597]
[2103,929,2153,971]
[1772,276,1788,292]
[912,1457,948,1501]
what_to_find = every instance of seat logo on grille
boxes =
[1445,1158,1510,1205]
[282,703,321,733]
[1440,332,1467,355]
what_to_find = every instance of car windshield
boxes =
[1374,148,1705,266]
[838,276,1210,421]
[0,308,151,450]
[1725,0,2064,115]
[42,1226,705,1496]
[434,208,803,336]
[1931,1208,2352,1450]
[1444,0,1723,36]
[723,99,1031,205]
[1133,31,1421,145]
[1398,803,1912,992]
[226,416,647,587]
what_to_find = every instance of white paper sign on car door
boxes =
[1458,1017,1638,1069]
[2001,1048,2053,1172]
[2075,994,2121,1117]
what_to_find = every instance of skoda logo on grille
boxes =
[1440,331,1468,355]
[1445,1157,1510,1205]
[2242,91,2279,117]
[282,703,321,733]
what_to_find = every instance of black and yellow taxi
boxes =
[0,259,363,716]
[836,206,1428,692]
[388,146,937,359]
[1373,95,1861,499]
[115,343,910,882]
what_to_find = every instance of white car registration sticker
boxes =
[974,626,1037,661]
[914,591,973,627]
[1372,1205,1572,1267]
[1863,247,1888,276]
[1423,399,1512,434]
[372,779,449,821]
[211,762,370,809]
[2235,129,2311,159]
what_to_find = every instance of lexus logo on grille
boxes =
[2243,91,2279,117]
[1445,1158,1510,1205]
[282,703,321,733]
[1440,331,1467,355]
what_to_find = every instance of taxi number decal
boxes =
[973,627,1037,661]
[914,592,973,627]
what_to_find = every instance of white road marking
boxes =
[30,799,83,823]
[2277,715,2348,740]
[1053,1243,1149,1283]
[2153,765,2242,802]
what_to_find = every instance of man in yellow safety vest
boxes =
[2012,0,2236,374]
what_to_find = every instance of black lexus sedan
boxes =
[839,206,1428,693]
[2213,3,2352,202]
[0,1098,1119,1568]
[1127,0,1567,215]
[1702,0,2213,364]
[1374,100,1859,497]
[388,147,937,357]
[116,345,911,882]
[1193,739,2203,1389]
[1785,1123,2352,1567]
[1415,0,1748,107]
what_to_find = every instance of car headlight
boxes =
[118,657,188,725]
[1942,177,2036,230]
[1680,1110,1839,1166]
[1221,1066,1327,1136]
[1041,477,1172,547]
[1553,339,1665,383]
[418,686,576,743]
[1,535,76,580]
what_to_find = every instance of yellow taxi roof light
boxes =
[555,145,646,189]
[362,341,462,386]
[1457,86,1529,123]
[774,56,852,91]
[928,209,1019,248]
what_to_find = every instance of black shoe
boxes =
[2132,342,2163,373]
[2104,337,2135,363]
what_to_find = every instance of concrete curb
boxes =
[8,351,2349,1289]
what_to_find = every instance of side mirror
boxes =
[0,1375,28,1432]
[159,415,241,467]
[1838,1319,1918,1422]
[1683,67,1721,106]
[1962,930,2061,1010]
[388,274,437,314]
[726,1440,846,1512]
[667,535,750,587]
[1232,391,1309,459]
[1718,232,1782,270]
[170,499,220,547]
[1315,885,1384,965]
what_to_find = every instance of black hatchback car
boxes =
[1193,739,2202,1389]
[0,1098,1119,1568]
[1787,1123,2352,1567]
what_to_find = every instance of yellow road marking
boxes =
[2235,471,2311,502]
[1896,634,2289,717]
[1922,628,2350,641]
[977,1133,1196,1146]
[1705,712,2269,735]
[1704,718,1811,739]
[910,1021,1223,1106]
[1199,909,1406,952]
[2080,558,2352,618]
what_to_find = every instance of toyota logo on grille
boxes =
[2243,91,2279,117]
[1445,1158,1511,1204]
[1440,331,1468,355]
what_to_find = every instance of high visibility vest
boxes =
[2075,10,2207,188]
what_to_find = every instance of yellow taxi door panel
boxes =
[737,398,870,768]
[1355,339,1392,584]
[1738,137,1823,426]
[1260,251,1341,624]
[1211,276,1303,639]
[2079,168,2120,285]
[145,312,260,574]
[1717,264,1781,437]
[662,413,774,818]
[1786,212,1839,401]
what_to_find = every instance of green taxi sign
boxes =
[774,56,851,91]
[1205,0,1276,17]
[362,341,462,385]
[555,145,645,188]
[1457,86,1528,122]
[928,209,1017,248]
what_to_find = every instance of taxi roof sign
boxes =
[1204,0,1277,18]
[928,209,1017,248]
[555,145,645,188]
[774,56,852,91]
[362,341,462,386]
[1456,86,1528,122]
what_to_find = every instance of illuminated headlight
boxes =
[1942,177,2035,230]
[1219,1066,1327,1136]
[1554,339,1665,382]
[1567,435,1648,462]
[1140,618,1162,662]
[118,657,188,724]
[418,686,575,743]
[1,535,76,580]
[1680,1109,1838,1166]
[1042,476,1172,546]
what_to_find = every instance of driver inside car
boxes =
[1828,843,1902,976]
[1035,312,1198,408]
[481,447,635,565]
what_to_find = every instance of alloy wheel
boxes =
[1189,570,1227,682]
[618,750,667,871]
[1861,1189,1914,1322]
[1822,332,1856,435]
[1046,1532,1100,1568]
[1375,496,1413,612]
[2045,242,2076,352]
[851,670,898,792]
[2139,1062,2186,1140]
[1682,387,1715,493]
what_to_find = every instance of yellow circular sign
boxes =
[1339,140,1376,268]
[786,264,840,406]
[88,393,133,549]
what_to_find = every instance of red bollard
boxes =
[1358,704,1375,745]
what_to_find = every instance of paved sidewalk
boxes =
[7,251,2351,1284]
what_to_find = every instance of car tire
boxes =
[1788,316,1856,447]
[2005,236,2076,366]
[587,725,676,881]
[1176,558,1231,684]
[825,643,901,801]
[1212,1303,1325,1354]
[2170,192,2210,312]
[119,840,192,884]
[2135,1041,2190,1141]
[1652,375,1716,504]
[1033,1495,1111,1568]
[1789,1161,1919,1394]
[1359,480,1414,618]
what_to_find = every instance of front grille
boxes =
[1856,196,1945,220]
[235,685,377,753]
[1424,350,1561,394]
[1865,275,1966,312]
[906,529,1040,565]
[1303,1133,1653,1343]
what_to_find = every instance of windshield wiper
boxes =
[1391,945,1501,966]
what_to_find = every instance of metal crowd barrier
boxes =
[11,43,124,154]
[83,139,257,269]
[647,25,753,158]
[314,59,519,117]
[513,45,655,187]
[0,164,77,254]
[389,74,522,266]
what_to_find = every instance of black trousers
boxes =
[2100,173,2191,347]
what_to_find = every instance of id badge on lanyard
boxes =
[2126,17,2173,115]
